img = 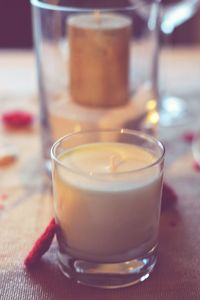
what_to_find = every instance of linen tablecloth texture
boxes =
[0,49,200,300]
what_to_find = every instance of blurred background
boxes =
[0,0,200,48]
[0,0,32,48]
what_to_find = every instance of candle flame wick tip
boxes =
[94,10,101,23]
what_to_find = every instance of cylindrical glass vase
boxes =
[30,0,160,170]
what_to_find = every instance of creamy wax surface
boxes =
[53,142,163,263]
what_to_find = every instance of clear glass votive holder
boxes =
[30,0,160,171]
[51,129,165,289]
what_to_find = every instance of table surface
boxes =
[0,47,200,300]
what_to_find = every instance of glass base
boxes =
[57,245,158,289]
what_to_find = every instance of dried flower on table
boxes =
[192,161,200,172]
[182,132,197,144]
[24,218,56,268]
[2,111,34,128]
[162,183,178,210]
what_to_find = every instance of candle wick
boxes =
[109,154,124,172]
[94,10,101,24]
[110,155,116,172]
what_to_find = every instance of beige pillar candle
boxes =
[68,13,132,108]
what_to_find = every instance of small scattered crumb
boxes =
[0,145,18,167]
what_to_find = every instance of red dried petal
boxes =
[162,183,178,210]
[24,218,56,268]
[182,132,197,143]
[193,161,200,172]
[2,111,34,127]
[0,193,8,200]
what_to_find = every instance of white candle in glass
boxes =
[53,142,163,262]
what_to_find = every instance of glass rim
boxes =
[30,0,149,13]
[51,129,165,177]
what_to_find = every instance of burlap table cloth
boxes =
[0,49,200,300]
